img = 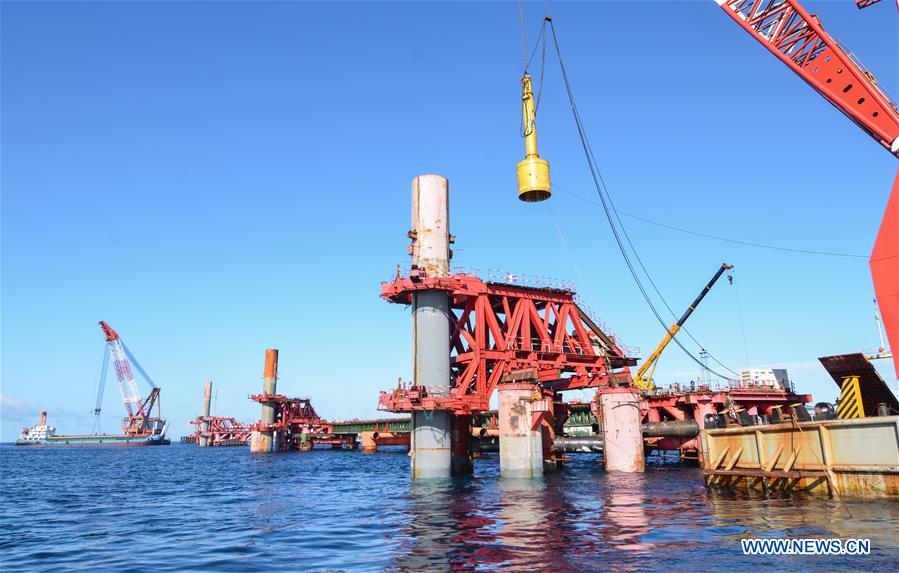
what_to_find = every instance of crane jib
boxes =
[676,264,733,327]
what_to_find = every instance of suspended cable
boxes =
[557,185,866,259]
[518,0,528,71]
[554,185,741,376]
[523,19,547,114]
[123,343,157,389]
[732,270,752,367]
[92,345,110,434]
[521,18,548,137]
[546,202,596,304]
[547,18,733,380]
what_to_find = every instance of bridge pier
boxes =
[198,380,212,447]
[598,387,644,472]
[451,413,473,475]
[411,411,452,478]
[407,174,473,477]
[250,349,279,453]
[499,381,548,478]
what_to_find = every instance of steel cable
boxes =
[547,18,734,381]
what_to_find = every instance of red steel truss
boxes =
[853,0,882,9]
[249,394,332,435]
[378,272,637,414]
[638,382,813,457]
[248,394,356,450]
[191,416,251,446]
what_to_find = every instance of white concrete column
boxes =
[499,382,544,478]
[198,380,212,447]
[598,387,645,472]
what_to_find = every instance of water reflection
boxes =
[391,465,658,571]
[389,456,899,572]
[601,473,651,553]
[704,487,899,544]
[4,446,897,572]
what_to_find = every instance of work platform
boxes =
[378,269,637,415]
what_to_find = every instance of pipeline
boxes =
[553,436,603,453]
[641,420,699,438]
[469,421,702,454]
[469,437,499,453]
[552,420,699,453]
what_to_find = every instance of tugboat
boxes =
[16,321,170,446]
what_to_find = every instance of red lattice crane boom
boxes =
[96,321,165,436]
[715,0,899,375]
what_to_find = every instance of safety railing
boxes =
[385,264,577,292]
[422,385,452,398]
[727,379,792,393]
[498,335,589,356]
[386,263,637,358]
[838,40,899,114]
[485,268,576,291]
[573,294,639,358]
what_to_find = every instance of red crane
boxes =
[714,0,899,375]
[96,321,165,436]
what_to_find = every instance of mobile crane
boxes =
[631,264,734,391]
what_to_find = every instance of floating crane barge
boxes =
[17,321,169,446]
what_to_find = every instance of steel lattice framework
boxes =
[379,273,637,414]
[248,393,358,450]
[249,395,332,435]
[100,321,143,418]
[191,417,251,446]
[717,0,899,153]
[716,0,899,376]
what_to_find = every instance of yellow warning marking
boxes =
[836,375,865,419]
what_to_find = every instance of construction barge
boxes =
[16,321,170,447]
[702,415,899,498]
[702,353,899,498]
[17,411,169,446]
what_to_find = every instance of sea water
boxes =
[1,444,897,571]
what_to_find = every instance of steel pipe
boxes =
[641,420,700,438]
[553,436,604,453]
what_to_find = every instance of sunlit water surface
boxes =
[1,444,897,571]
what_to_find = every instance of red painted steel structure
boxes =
[97,321,165,438]
[716,0,898,151]
[379,271,638,414]
[249,395,331,434]
[191,416,251,446]
[249,394,355,450]
[716,0,899,375]
[638,381,813,457]
[853,0,882,9]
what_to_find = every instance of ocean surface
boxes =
[1,443,897,572]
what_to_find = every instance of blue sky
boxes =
[2,1,897,441]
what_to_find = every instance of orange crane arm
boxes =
[714,0,899,375]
